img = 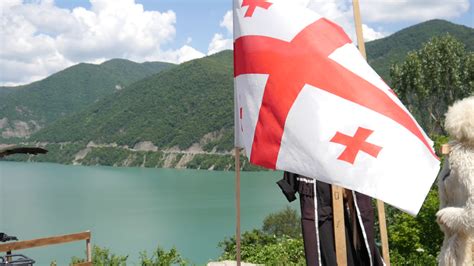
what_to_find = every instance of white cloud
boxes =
[304,0,386,43]
[296,0,469,23]
[360,0,470,22]
[362,24,386,42]
[160,45,205,64]
[207,10,234,55]
[302,0,468,40]
[220,10,233,33]
[0,0,21,12]
[0,0,205,86]
[208,33,233,55]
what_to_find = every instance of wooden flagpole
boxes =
[234,1,241,264]
[332,185,347,265]
[235,147,241,266]
[352,1,391,265]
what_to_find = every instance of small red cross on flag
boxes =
[330,127,382,164]
[241,0,272,17]
[233,0,439,215]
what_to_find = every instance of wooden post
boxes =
[352,0,367,58]
[0,231,91,252]
[235,147,241,266]
[332,185,347,265]
[352,0,390,264]
[6,251,11,262]
[86,230,91,262]
[0,231,92,265]
[441,144,450,155]
[376,200,390,264]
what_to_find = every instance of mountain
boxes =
[17,51,236,169]
[0,87,16,95]
[0,59,174,138]
[5,20,473,169]
[366,19,474,81]
[32,51,234,150]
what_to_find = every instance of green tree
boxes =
[70,245,186,266]
[219,207,305,265]
[70,245,128,266]
[139,246,187,266]
[219,230,305,265]
[262,206,301,238]
[391,34,473,134]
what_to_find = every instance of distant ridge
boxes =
[0,59,174,138]
[366,19,474,81]
[32,50,234,151]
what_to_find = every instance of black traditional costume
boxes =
[278,172,384,266]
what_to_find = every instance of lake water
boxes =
[0,162,297,265]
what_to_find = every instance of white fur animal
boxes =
[437,96,474,266]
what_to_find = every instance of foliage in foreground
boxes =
[387,187,442,266]
[139,246,187,266]
[71,245,128,266]
[219,207,305,265]
[65,192,445,266]
[262,206,302,239]
[220,186,445,266]
[70,245,185,266]
[219,229,305,265]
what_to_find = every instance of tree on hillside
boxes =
[262,206,301,238]
[391,34,473,134]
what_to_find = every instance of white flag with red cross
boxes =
[233,0,440,215]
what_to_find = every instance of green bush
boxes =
[262,206,301,238]
[70,245,128,266]
[139,246,187,266]
[219,207,305,265]
[70,245,186,266]
[387,186,443,265]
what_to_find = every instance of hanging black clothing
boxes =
[277,172,384,266]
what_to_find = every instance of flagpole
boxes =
[332,185,347,265]
[352,1,391,265]
[352,0,366,57]
[235,147,241,266]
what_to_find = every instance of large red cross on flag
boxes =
[233,0,440,215]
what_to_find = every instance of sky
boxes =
[0,0,472,86]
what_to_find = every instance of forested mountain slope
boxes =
[0,59,174,138]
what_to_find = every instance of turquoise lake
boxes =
[0,162,297,265]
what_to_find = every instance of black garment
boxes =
[277,172,384,266]
[0,233,18,242]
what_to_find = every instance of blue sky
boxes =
[1,0,473,86]
[54,0,234,53]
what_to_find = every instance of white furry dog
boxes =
[437,96,474,266]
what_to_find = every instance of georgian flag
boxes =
[233,0,440,215]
